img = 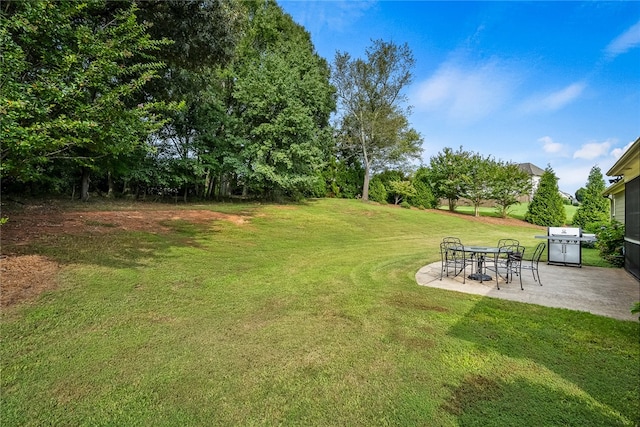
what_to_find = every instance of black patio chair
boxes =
[504,244,525,290]
[520,242,546,286]
[497,238,519,248]
[439,241,472,284]
[442,237,462,245]
[484,243,516,289]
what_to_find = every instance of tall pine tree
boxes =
[572,166,610,231]
[524,165,566,226]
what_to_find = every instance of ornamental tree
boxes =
[490,161,532,218]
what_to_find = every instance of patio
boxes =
[416,261,639,321]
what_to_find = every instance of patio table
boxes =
[452,246,505,288]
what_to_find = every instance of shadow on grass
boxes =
[441,374,629,426]
[4,220,216,269]
[447,298,639,426]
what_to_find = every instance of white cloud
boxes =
[573,140,613,160]
[538,136,565,154]
[520,82,586,113]
[605,20,640,59]
[412,59,515,123]
[611,140,634,159]
[553,163,595,194]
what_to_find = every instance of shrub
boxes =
[368,177,388,203]
[595,220,625,267]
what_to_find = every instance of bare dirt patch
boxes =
[0,205,247,308]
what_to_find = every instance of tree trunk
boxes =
[362,166,370,201]
[107,171,114,198]
[81,168,90,202]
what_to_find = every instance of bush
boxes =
[595,220,625,267]
[368,177,388,203]
[400,201,411,209]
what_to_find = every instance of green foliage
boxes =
[322,155,363,198]
[333,39,422,201]
[571,166,610,230]
[388,180,416,205]
[631,302,640,318]
[409,167,438,209]
[524,166,566,226]
[427,146,473,211]
[231,0,335,199]
[575,187,586,203]
[491,161,532,218]
[1,0,175,186]
[367,176,388,203]
[595,220,625,267]
[461,152,495,217]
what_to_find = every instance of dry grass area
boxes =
[0,203,246,307]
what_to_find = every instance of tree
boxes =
[524,165,566,226]
[1,0,176,200]
[388,180,416,205]
[135,0,244,201]
[490,161,532,218]
[572,166,610,231]
[575,187,586,203]
[409,167,438,209]
[332,39,422,201]
[427,147,473,211]
[231,0,335,199]
[461,153,494,217]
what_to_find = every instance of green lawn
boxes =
[439,202,578,222]
[1,199,637,426]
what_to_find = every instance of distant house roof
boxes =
[518,163,545,176]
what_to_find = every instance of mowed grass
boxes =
[1,199,637,426]
[439,202,578,222]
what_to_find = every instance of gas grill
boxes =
[535,227,596,267]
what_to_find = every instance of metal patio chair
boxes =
[440,241,472,284]
[520,242,546,286]
[504,244,525,290]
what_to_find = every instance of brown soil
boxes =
[0,204,246,308]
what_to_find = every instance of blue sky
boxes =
[279,1,640,195]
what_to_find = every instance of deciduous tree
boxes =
[490,161,532,218]
[332,39,422,201]
[427,147,473,211]
[1,0,175,200]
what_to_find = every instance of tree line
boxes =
[2,0,605,229]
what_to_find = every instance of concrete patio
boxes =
[416,261,639,321]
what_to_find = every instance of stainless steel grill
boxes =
[538,227,596,267]
[547,227,582,266]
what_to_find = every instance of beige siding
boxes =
[612,192,625,223]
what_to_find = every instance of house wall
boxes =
[624,176,639,280]
[612,192,625,224]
